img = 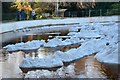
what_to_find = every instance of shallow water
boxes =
[74,55,107,78]
[1,52,119,79]
[0,29,119,79]
[2,30,68,47]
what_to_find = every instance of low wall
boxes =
[0,16,119,33]
[0,24,78,46]
[0,16,119,47]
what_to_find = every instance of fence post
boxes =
[82,11,83,17]
[89,9,91,17]
[69,11,70,17]
[107,9,108,16]
[100,9,102,16]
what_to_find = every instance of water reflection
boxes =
[74,57,86,75]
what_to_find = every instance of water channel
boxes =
[0,30,119,79]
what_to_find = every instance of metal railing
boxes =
[2,9,120,23]
[64,9,119,17]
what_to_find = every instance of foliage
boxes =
[108,3,120,15]
[2,2,16,13]
[111,3,120,9]
[11,1,56,19]
[33,2,55,14]
[11,0,32,11]
[2,2,120,22]
[11,0,32,19]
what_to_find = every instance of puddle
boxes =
[74,55,119,78]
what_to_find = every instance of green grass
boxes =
[2,17,64,23]
[2,20,17,23]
